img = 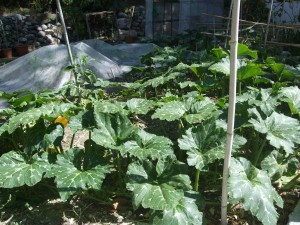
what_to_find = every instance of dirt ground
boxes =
[0,197,138,225]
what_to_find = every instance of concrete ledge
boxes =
[288,199,300,225]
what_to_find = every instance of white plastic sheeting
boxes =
[0,40,157,108]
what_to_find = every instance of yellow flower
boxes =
[54,116,68,128]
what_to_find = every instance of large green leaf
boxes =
[210,47,229,60]
[237,43,258,59]
[228,157,283,225]
[255,88,279,116]
[0,152,50,188]
[209,58,246,76]
[126,98,155,115]
[120,129,175,160]
[178,118,226,170]
[249,108,300,154]
[237,63,264,81]
[238,88,278,116]
[261,150,298,180]
[152,191,203,225]
[68,109,95,133]
[24,119,46,153]
[46,148,110,200]
[41,124,64,149]
[126,159,191,210]
[142,71,182,89]
[189,63,211,77]
[152,101,188,121]
[4,102,75,134]
[94,100,126,114]
[92,112,136,149]
[279,86,300,115]
[185,98,219,124]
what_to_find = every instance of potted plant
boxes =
[14,43,29,57]
[0,20,12,58]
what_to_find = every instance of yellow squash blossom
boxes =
[54,116,68,128]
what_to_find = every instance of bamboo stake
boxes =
[221,0,241,224]
[264,0,274,47]
[224,0,233,48]
[202,13,300,30]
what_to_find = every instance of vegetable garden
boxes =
[0,2,300,224]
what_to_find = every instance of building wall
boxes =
[266,1,300,25]
[150,0,224,35]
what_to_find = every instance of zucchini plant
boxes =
[0,43,299,225]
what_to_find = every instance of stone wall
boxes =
[0,13,63,48]
[116,5,146,39]
[131,5,146,36]
[0,4,146,48]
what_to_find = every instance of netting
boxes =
[0,39,158,108]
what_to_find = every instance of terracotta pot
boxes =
[124,35,135,43]
[1,48,13,58]
[15,44,29,56]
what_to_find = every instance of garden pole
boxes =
[264,0,274,47]
[56,0,74,66]
[221,0,241,224]
[224,0,233,48]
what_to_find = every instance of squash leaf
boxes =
[126,159,191,210]
[249,108,300,154]
[178,117,226,171]
[68,109,95,133]
[0,152,50,188]
[209,58,246,76]
[152,191,203,225]
[94,100,126,114]
[279,86,300,116]
[120,129,175,160]
[237,63,264,81]
[261,150,298,180]
[228,157,283,225]
[126,98,155,115]
[237,43,258,59]
[152,101,188,121]
[185,98,219,124]
[46,148,110,201]
[92,112,136,149]
[3,102,75,135]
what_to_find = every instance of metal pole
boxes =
[56,0,74,65]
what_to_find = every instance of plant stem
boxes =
[194,169,200,192]
[282,173,300,190]
[4,137,19,150]
[238,81,242,95]
[116,152,123,186]
[179,119,185,129]
[253,138,267,167]
[70,133,76,148]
